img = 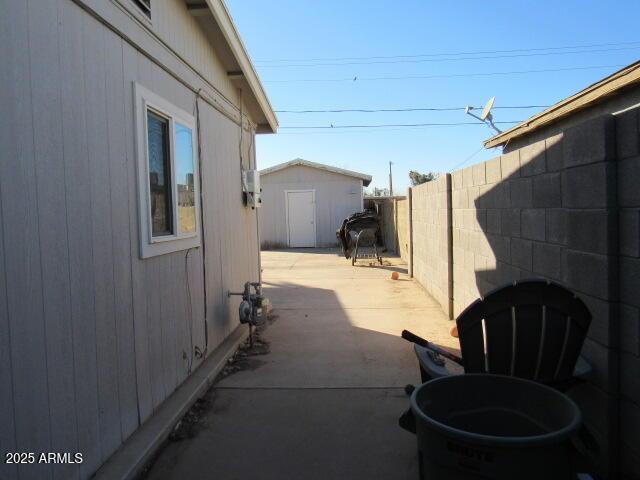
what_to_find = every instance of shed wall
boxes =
[259,165,364,248]
[0,0,260,478]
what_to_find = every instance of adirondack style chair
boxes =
[411,279,592,390]
[399,280,599,468]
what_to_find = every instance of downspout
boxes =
[252,128,262,283]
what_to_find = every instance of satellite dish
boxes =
[480,96,495,121]
[464,96,502,134]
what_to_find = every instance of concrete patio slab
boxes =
[145,388,419,480]
[144,248,458,479]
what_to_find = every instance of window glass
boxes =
[175,123,196,234]
[147,110,173,236]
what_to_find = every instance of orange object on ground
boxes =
[450,325,459,338]
[391,271,399,280]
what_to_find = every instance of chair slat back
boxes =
[456,280,591,385]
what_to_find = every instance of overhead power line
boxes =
[264,64,623,84]
[256,46,639,68]
[277,126,495,136]
[274,105,548,114]
[448,147,486,172]
[279,121,522,130]
[256,40,640,63]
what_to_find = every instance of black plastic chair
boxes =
[413,279,592,390]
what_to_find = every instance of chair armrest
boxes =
[414,344,453,380]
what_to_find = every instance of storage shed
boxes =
[259,159,372,248]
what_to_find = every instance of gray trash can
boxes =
[410,374,582,480]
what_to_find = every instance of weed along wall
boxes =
[403,111,640,479]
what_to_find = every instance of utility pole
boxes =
[388,161,394,197]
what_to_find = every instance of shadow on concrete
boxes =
[141,276,456,480]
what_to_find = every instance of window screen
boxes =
[147,110,173,236]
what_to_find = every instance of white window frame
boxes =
[134,82,201,259]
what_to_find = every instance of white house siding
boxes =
[259,165,364,248]
[138,0,239,105]
[0,0,260,478]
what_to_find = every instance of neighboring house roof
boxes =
[188,0,277,133]
[484,61,640,148]
[260,158,373,186]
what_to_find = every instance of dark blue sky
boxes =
[227,0,640,192]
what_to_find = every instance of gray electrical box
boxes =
[242,169,261,208]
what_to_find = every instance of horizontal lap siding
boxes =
[0,0,260,478]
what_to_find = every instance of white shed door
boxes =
[286,191,316,247]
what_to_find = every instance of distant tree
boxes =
[409,170,439,186]
[363,187,390,197]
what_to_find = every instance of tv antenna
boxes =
[465,97,502,134]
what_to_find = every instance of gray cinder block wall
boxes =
[615,108,640,478]
[405,111,640,479]
[410,176,453,318]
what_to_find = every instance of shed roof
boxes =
[186,0,277,133]
[260,158,372,186]
[484,61,640,148]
